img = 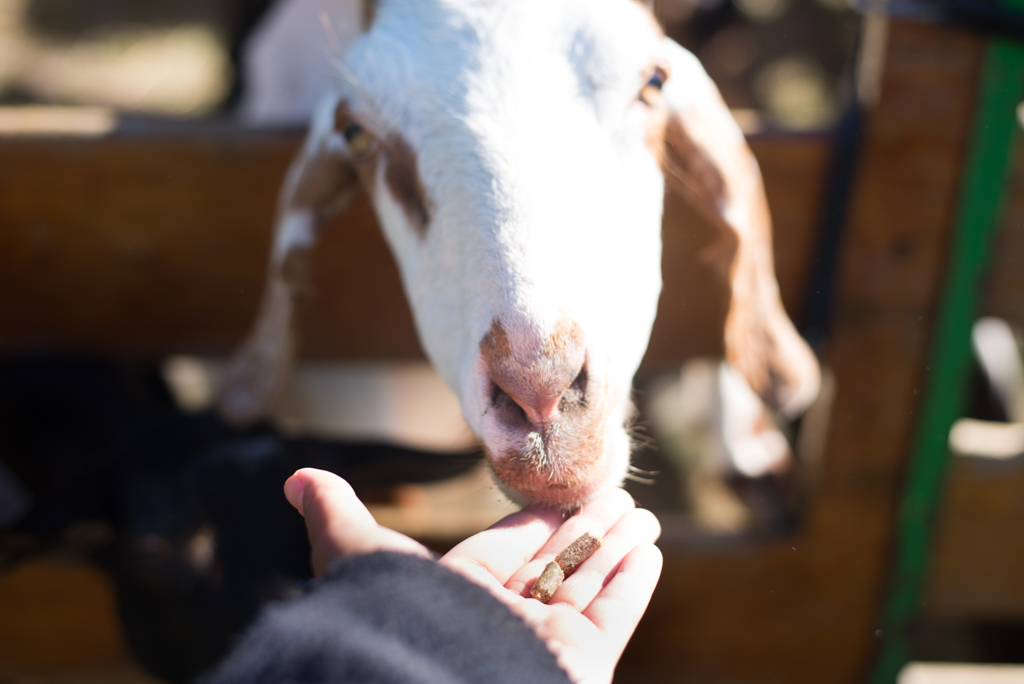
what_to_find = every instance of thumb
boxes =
[284,468,431,575]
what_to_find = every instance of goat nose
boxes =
[522,393,562,425]
[488,358,586,427]
[480,318,587,427]
[496,377,571,425]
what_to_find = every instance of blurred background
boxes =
[0,0,255,117]
[0,0,858,127]
[2,0,1024,682]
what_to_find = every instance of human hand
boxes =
[284,468,663,684]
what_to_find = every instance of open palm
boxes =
[285,468,663,684]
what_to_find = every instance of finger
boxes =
[286,468,431,575]
[442,503,566,586]
[550,508,661,612]
[505,487,637,595]
[582,543,663,658]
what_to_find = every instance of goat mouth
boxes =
[483,418,612,507]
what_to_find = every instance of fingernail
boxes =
[284,473,306,515]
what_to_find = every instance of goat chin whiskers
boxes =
[525,431,548,472]
[625,464,659,486]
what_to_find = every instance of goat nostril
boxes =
[560,365,588,412]
[490,379,562,426]
[490,382,527,422]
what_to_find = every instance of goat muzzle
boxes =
[478,316,613,506]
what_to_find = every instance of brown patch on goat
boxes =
[645,82,819,415]
[382,135,432,235]
[655,108,796,408]
[289,150,360,216]
[333,102,431,233]
[544,318,586,359]
[481,318,585,372]
[645,94,781,399]
[480,318,513,368]
[721,203,816,414]
[646,102,727,212]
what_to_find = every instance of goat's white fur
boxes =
[220,0,820,507]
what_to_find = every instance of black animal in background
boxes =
[0,355,479,683]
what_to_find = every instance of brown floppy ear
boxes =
[651,40,819,418]
[217,98,361,426]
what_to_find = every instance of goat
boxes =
[217,0,821,509]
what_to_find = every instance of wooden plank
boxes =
[0,128,828,367]
[617,20,984,683]
[0,130,421,360]
[0,559,139,674]
[924,454,1024,620]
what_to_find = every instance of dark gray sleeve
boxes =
[197,551,572,684]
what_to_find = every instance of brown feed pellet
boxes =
[554,532,602,576]
[530,561,564,603]
[529,532,602,603]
